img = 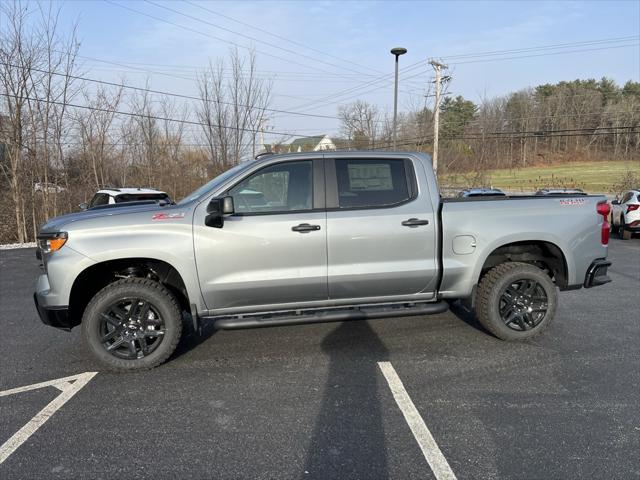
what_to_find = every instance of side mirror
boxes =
[205,196,234,228]
[611,200,619,205]
[78,202,88,211]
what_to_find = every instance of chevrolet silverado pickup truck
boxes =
[34,152,613,370]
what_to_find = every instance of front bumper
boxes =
[33,292,73,330]
[584,259,612,288]
[34,275,74,330]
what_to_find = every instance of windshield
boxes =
[177,161,256,205]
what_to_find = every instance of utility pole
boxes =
[255,117,267,157]
[390,47,407,149]
[429,59,447,175]
[259,118,266,153]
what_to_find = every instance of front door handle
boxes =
[401,218,429,227]
[292,223,321,233]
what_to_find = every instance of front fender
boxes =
[65,222,205,313]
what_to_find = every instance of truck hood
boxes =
[39,203,169,233]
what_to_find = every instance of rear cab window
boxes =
[333,158,414,209]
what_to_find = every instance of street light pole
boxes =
[390,47,407,149]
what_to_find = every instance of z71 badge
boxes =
[559,198,586,206]
[152,212,186,220]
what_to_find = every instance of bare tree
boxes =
[338,100,380,149]
[197,49,271,167]
[0,0,79,241]
[76,84,123,189]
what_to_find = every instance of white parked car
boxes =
[80,188,172,210]
[611,188,640,240]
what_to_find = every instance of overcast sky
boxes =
[30,0,640,143]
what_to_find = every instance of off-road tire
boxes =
[82,278,182,370]
[476,262,557,341]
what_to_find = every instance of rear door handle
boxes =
[401,218,429,227]
[292,223,321,233]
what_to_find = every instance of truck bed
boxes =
[438,194,608,298]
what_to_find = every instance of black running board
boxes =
[207,301,449,330]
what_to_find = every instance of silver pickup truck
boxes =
[34,152,612,370]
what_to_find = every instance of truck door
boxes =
[193,159,328,312]
[325,156,438,300]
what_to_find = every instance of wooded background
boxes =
[1,2,639,243]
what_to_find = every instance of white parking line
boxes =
[378,362,457,480]
[0,372,97,465]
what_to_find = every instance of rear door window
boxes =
[334,159,411,208]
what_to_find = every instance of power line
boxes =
[64,55,377,101]
[342,124,640,150]
[281,66,429,115]
[424,107,640,128]
[365,129,640,151]
[183,0,383,75]
[0,62,405,127]
[8,62,635,135]
[440,35,639,60]
[294,38,639,113]
[0,92,318,139]
[287,37,639,113]
[83,62,379,77]
[104,0,371,79]
[19,128,640,151]
[448,43,639,66]
[143,0,379,77]
[0,62,344,120]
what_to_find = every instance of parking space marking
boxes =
[378,362,457,480]
[0,372,97,465]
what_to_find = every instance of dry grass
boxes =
[443,160,640,194]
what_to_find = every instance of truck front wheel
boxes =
[81,278,182,370]
[476,262,557,341]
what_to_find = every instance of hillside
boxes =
[443,160,640,194]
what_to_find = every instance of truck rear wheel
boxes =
[476,262,557,341]
[81,278,182,370]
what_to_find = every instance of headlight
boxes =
[37,232,68,253]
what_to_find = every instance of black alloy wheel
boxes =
[475,262,557,341]
[82,277,182,370]
[498,279,548,331]
[99,298,166,359]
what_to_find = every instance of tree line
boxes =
[0,2,270,243]
[337,79,640,173]
[1,2,638,243]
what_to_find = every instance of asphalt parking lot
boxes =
[0,238,638,479]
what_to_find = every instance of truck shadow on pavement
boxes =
[447,300,491,336]
[170,314,218,360]
[303,321,390,479]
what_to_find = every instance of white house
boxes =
[288,134,336,152]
